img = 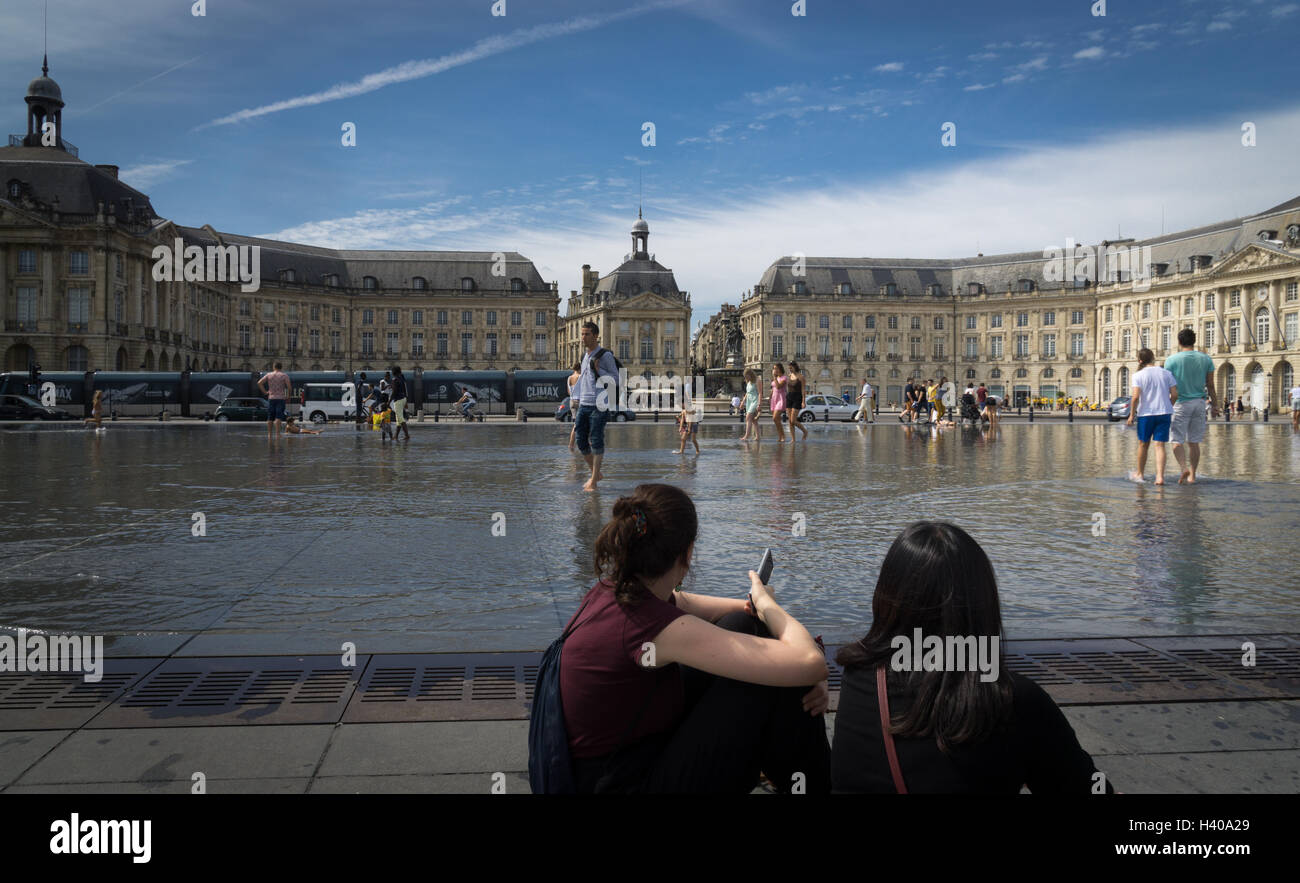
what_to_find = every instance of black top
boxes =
[832,668,1111,794]
[391,375,407,399]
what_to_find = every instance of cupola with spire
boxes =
[23,55,67,151]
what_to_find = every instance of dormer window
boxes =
[6,180,21,199]
[881,283,897,296]
[1150,263,1168,277]
[363,276,377,290]
[324,274,339,287]
[928,284,943,297]
[280,269,296,283]
[510,278,524,292]
[1258,230,1278,241]
[652,284,661,295]
[461,277,474,291]
[1019,279,1035,292]
[968,282,984,295]
[792,281,807,294]
[413,276,427,290]
[838,283,852,295]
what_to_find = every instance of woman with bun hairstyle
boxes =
[832,521,1113,794]
[559,483,830,793]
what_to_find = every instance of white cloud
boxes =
[1074,46,1105,60]
[201,0,691,127]
[1273,3,1299,15]
[1206,20,1231,31]
[117,159,193,189]
[257,106,1300,318]
[968,52,999,61]
[1002,73,1026,84]
[874,61,905,72]
[963,83,995,91]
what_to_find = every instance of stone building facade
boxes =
[559,214,692,380]
[0,62,558,377]
[739,198,1300,412]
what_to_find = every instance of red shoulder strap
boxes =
[876,666,908,795]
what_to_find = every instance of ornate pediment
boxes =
[621,291,686,312]
[1208,242,1300,277]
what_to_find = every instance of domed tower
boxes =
[23,55,67,151]
[631,209,649,260]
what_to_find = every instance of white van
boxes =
[302,383,358,423]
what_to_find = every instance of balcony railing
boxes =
[159,331,170,343]
[65,322,86,333]
[144,328,155,341]
[886,353,902,361]
[862,353,878,361]
[909,355,925,361]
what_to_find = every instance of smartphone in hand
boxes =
[751,548,774,616]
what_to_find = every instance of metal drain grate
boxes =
[344,653,542,722]
[0,660,161,731]
[1,637,1296,730]
[88,655,367,728]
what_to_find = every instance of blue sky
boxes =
[2,0,1299,323]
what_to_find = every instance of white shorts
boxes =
[1170,399,1207,444]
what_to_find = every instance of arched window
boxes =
[1015,368,1028,378]
[510,278,523,292]
[1118,366,1129,394]
[1100,367,1111,400]
[965,369,976,379]
[1042,368,1055,378]
[1280,362,1294,408]
[1256,308,1270,344]
[363,276,377,290]
[1223,364,1236,403]
[461,277,474,291]
[412,277,427,290]
[280,269,296,283]
[990,368,1002,379]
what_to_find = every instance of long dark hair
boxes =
[593,484,698,606]
[836,522,1012,751]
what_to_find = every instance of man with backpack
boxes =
[575,321,621,492]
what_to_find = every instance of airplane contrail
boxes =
[84,56,203,113]
[199,0,691,129]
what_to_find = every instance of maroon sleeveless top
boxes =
[559,580,688,759]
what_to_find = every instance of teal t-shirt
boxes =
[1163,350,1214,401]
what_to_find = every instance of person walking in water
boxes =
[258,362,292,438]
[567,360,582,452]
[574,321,620,492]
[390,366,411,441]
[740,368,762,442]
[84,389,104,430]
[1163,329,1217,484]
[855,378,874,423]
[784,360,809,440]
[770,363,788,443]
[1126,348,1178,485]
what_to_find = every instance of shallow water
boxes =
[1,420,1297,653]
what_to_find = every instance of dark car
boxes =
[214,397,270,421]
[0,394,71,420]
[555,396,636,422]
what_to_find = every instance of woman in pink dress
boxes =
[770,363,788,442]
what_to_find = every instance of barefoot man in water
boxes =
[1163,328,1217,483]
[1126,348,1178,485]
[574,320,619,492]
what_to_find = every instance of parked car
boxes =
[214,397,270,421]
[1107,396,1131,421]
[0,394,72,420]
[555,396,636,422]
[797,393,860,423]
